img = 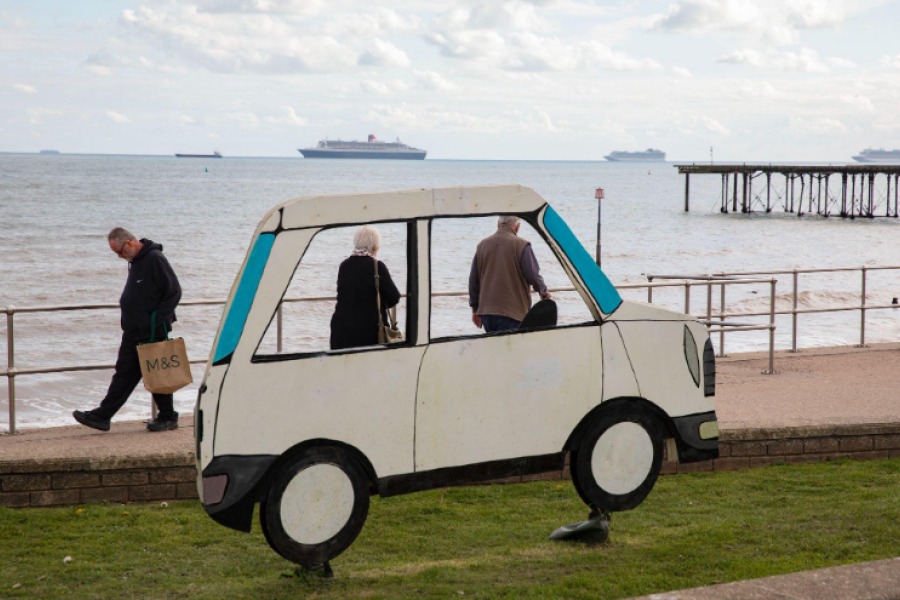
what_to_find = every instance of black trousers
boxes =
[94,334,175,421]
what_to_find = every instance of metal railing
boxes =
[3,265,898,434]
[652,266,900,355]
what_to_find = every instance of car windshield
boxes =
[542,206,622,315]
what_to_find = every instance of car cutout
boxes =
[194,184,719,567]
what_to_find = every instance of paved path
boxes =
[2,342,900,465]
[627,557,900,600]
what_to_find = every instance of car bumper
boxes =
[201,455,277,532]
[672,411,719,463]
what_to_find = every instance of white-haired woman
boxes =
[330,225,401,350]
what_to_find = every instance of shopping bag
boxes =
[137,311,193,394]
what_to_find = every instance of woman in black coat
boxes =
[330,225,401,350]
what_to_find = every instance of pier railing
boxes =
[3,265,899,434]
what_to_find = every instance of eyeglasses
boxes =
[113,241,130,256]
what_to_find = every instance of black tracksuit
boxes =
[94,239,182,421]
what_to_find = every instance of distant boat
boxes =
[604,149,666,162]
[299,135,426,160]
[852,148,900,164]
[176,151,223,158]
[39,149,60,155]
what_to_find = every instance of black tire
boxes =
[261,447,370,566]
[574,405,664,512]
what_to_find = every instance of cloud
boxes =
[881,54,900,69]
[671,67,692,77]
[321,8,419,37]
[122,6,356,74]
[363,103,561,134]
[428,29,659,72]
[840,94,874,113]
[435,2,549,31]
[700,116,730,135]
[12,83,37,94]
[414,70,459,91]
[652,0,855,46]
[790,116,847,134]
[717,47,853,73]
[360,79,412,96]
[106,110,131,124]
[265,106,308,126]
[26,108,61,125]
[358,38,411,68]
[82,52,131,76]
[180,114,197,124]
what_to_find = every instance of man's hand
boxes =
[542,291,553,300]
[472,313,483,329]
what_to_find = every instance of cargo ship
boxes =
[604,149,666,162]
[299,135,426,160]
[175,151,223,158]
[852,148,900,164]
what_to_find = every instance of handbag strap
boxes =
[148,310,170,343]
[373,257,385,330]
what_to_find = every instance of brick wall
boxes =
[2,426,899,508]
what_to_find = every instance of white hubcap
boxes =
[281,464,355,545]
[591,422,654,495]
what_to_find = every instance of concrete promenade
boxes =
[2,342,900,506]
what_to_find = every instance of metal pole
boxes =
[719,283,726,356]
[859,267,867,347]
[277,303,284,353]
[766,172,771,212]
[684,282,691,315]
[596,195,602,267]
[791,270,798,352]
[6,307,15,434]
[706,278,712,327]
[684,173,690,212]
[764,279,776,374]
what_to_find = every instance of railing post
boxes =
[859,267,867,347]
[277,303,284,353]
[764,280,777,374]
[6,307,16,435]
[684,282,691,315]
[647,277,653,304]
[705,277,712,328]
[791,270,798,352]
[719,283,726,356]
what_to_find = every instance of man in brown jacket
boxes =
[469,216,551,332]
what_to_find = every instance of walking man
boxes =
[73,228,182,432]
[469,216,551,333]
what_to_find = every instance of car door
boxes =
[414,218,603,472]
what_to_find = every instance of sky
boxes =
[1,0,899,160]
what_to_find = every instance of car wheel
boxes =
[573,405,664,512]
[261,447,370,566]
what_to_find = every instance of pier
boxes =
[678,164,900,218]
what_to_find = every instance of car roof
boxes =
[256,184,547,234]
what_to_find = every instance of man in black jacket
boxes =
[73,227,183,432]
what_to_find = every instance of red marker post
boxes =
[595,188,604,267]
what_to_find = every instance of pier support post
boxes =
[684,173,690,212]
[841,173,848,217]
[766,172,771,212]
[887,173,892,217]
[733,172,738,212]
[741,172,748,212]
[824,175,830,217]
[869,173,875,217]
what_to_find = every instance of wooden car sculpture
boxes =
[195,185,718,566]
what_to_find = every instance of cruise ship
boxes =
[604,149,666,162]
[299,135,426,160]
[175,151,222,158]
[852,148,900,164]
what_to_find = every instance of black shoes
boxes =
[147,412,179,432]
[73,410,110,431]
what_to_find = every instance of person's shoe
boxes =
[147,412,179,432]
[73,410,110,432]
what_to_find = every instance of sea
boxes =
[2,153,899,429]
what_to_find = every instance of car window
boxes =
[255,222,408,356]
[429,216,594,340]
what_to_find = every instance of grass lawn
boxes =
[2,458,900,599]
